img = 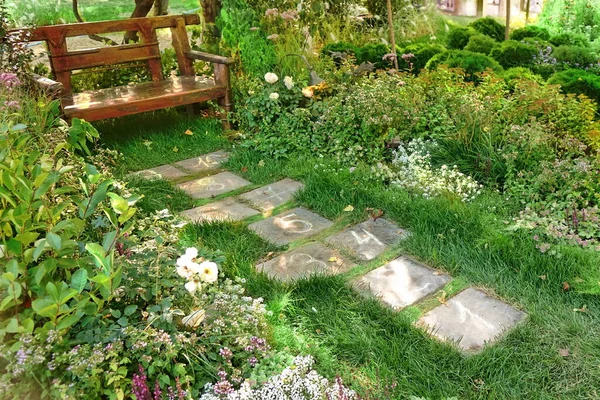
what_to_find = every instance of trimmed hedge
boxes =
[469,17,505,42]
[490,40,537,68]
[548,69,600,107]
[400,43,447,72]
[510,25,550,41]
[549,32,590,48]
[447,27,478,50]
[552,45,598,68]
[502,67,544,90]
[464,34,497,55]
[356,43,391,69]
[426,49,503,81]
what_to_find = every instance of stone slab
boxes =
[325,218,409,261]
[180,197,260,223]
[134,164,188,180]
[419,288,527,353]
[257,242,355,282]
[177,172,251,199]
[354,256,450,310]
[249,207,333,245]
[240,179,304,212]
[174,151,229,173]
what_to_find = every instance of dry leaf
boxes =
[172,146,179,152]
[258,160,265,167]
[369,209,384,221]
[437,291,448,306]
[328,256,338,262]
[343,205,354,212]
[558,348,570,357]
[562,282,571,291]
[241,166,248,173]
[184,129,193,136]
[539,275,547,281]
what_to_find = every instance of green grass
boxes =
[106,116,600,399]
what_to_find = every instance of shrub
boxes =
[464,34,497,55]
[469,17,505,42]
[365,0,406,17]
[399,43,447,72]
[548,69,600,107]
[502,67,543,90]
[447,27,478,49]
[356,43,392,69]
[550,32,591,48]
[490,40,537,68]
[552,45,598,68]
[321,41,360,66]
[426,50,503,80]
[510,25,550,41]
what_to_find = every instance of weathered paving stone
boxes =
[354,256,450,310]
[174,151,229,173]
[325,218,409,261]
[240,179,304,212]
[248,207,333,245]
[257,242,354,282]
[134,164,188,180]
[419,288,527,353]
[180,197,259,223]
[177,172,251,199]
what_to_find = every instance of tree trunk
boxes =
[154,0,169,15]
[123,0,155,43]
[476,0,484,17]
[505,0,510,40]
[201,0,221,48]
[525,0,531,24]
[386,0,398,70]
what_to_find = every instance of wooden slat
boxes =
[51,42,160,73]
[186,50,233,65]
[170,17,194,76]
[11,14,200,41]
[61,76,226,121]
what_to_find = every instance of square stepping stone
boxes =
[354,256,450,310]
[249,207,333,245]
[240,179,304,212]
[180,197,259,223]
[419,288,527,353]
[325,218,409,261]
[177,172,251,199]
[174,151,229,173]
[257,242,354,282]
[134,164,187,180]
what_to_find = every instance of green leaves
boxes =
[71,269,88,293]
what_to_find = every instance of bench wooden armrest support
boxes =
[31,73,63,98]
[185,50,234,65]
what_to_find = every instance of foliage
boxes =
[320,42,360,66]
[426,50,503,81]
[0,5,33,78]
[365,0,406,17]
[356,43,392,69]
[502,67,543,90]
[552,45,598,68]
[538,0,600,42]
[510,25,550,41]
[549,32,591,48]
[399,43,447,72]
[446,27,477,50]
[464,34,497,55]
[548,69,600,108]
[468,17,505,42]
[489,40,537,69]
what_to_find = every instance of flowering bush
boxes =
[200,355,358,400]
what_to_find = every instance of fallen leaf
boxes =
[241,166,248,173]
[437,291,448,306]
[184,129,193,136]
[558,348,570,357]
[562,282,571,291]
[258,160,265,167]
[539,275,547,281]
[370,209,384,221]
[343,205,354,212]
[328,256,338,262]
[172,146,179,152]
[142,140,153,150]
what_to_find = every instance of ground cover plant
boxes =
[3,1,600,399]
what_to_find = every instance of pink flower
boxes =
[249,27,259,31]
[3,100,20,109]
[281,9,298,20]
[0,73,21,89]
[265,8,279,17]
[267,34,279,41]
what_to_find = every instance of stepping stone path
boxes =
[257,242,354,282]
[135,151,228,180]
[240,179,304,212]
[326,218,409,261]
[181,197,259,223]
[139,150,527,353]
[178,171,251,199]
[354,256,450,310]
[249,207,333,245]
[419,288,527,353]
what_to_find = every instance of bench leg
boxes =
[218,89,233,130]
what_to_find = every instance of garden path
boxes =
[136,151,527,354]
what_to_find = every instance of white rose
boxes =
[264,72,278,84]
[269,92,280,100]
[184,280,200,293]
[284,75,294,90]
[301,87,313,98]
[184,247,198,259]
[199,261,219,283]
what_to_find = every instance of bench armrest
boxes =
[185,50,233,65]
[31,74,63,98]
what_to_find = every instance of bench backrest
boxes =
[11,14,200,94]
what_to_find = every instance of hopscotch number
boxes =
[263,186,286,201]
[198,178,225,191]
[197,154,222,168]
[278,213,313,233]
[290,253,327,269]
[351,229,384,246]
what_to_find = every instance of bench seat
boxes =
[62,76,226,121]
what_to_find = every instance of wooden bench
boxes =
[10,14,233,128]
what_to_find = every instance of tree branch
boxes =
[72,0,119,46]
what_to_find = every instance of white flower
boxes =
[301,87,314,98]
[284,75,294,90]
[176,264,195,279]
[184,247,198,259]
[269,92,280,100]
[199,261,219,283]
[185,280,200,293]
[264,72,278,84]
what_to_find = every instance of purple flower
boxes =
[0,73,21,89]
[219,347,233,360]
[132,365,151,400]
[401,53,415,60]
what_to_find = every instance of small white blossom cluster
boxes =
[382,139,482,202]
[176,247,219,294]
[200,355,357,400]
